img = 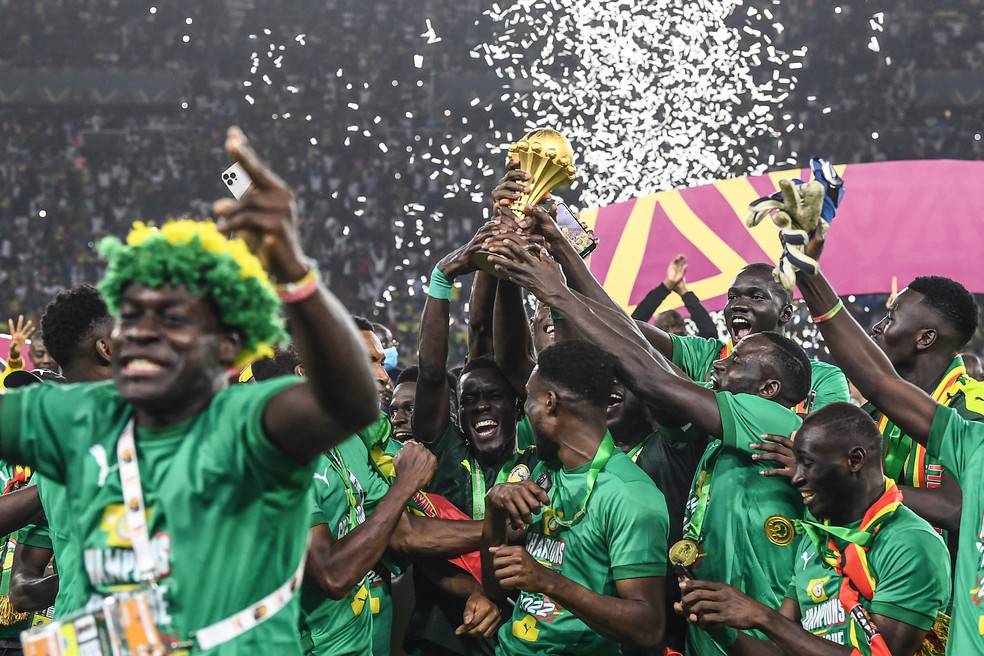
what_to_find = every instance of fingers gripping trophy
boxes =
[471,129,576,277]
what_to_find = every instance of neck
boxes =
[896,351,956,394]
[825,474,884,526]
[610,420,651,450]
[474,436,516,468]
[556,420,606,470]
[133,375,226,430]
[63,362,112,384]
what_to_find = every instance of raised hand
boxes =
[435,221,502,279]
[664,255,688,293]
[393,440,438,492]
[491,159,532,230]
[7,315,35,361]
[484,236,568,305]
[212,127,307,284]
[455,591,503,638]
[486,481,551,530]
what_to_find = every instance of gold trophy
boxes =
[471,128,577,277]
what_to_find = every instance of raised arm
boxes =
[487,239,722,438]
[492,279,536,395]
[632,255,686,322]
[678,282,720,340]
[794,241,937,441]
[213,128,377,464]
[467,271,497,360]
[305,442,436,599]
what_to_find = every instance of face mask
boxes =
[383,346,399,370]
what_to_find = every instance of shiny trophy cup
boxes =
[471,128,577,277]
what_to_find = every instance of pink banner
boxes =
[581,160,984,313]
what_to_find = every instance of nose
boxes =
[790,464,806,488]
[871,316,886,336]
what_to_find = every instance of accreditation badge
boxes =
[764,515,796,546]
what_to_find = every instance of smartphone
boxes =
[221,162,253,199]
[554,202,597,258]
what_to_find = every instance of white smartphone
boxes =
[221,162,253,199]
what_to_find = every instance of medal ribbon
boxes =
[545,433,616,529]
[327,450,361,531]
[626,436,649,463]
[796,479,903,656]
[682,442,722,543]
[881,358,966,487]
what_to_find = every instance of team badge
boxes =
[764,515,796,546]
[807,577,829,603]
[507,464,531,483]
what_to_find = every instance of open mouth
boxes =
[393,429,413,441]
[608,390,624,407]
[800,489,816,505]
[545,324,555,336]
[472,418,499,440]
[730,317,752,341]
[120,357,166,377]
[709,376,720,391]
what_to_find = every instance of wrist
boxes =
[268,251,310,284]
[662,279,675,291]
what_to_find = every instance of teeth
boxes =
[475,419,498,430]
[124,359,162,374]
[545,325,555,335]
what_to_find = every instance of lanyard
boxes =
[468,457,487,520]
[682,441,722,543]
[545,434,615,529]
[626,436,649,463]
[327,449,361,531]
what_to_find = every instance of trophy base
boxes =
[470,250,507,279]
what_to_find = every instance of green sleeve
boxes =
[670,334,724,382]
[309,479,329,528]
[357,412,393,452]
[868,526,951,630]
[515,416,535,451]
[715,392,801,453]
[19,523,51,550]
[0,384,84,482]
[809,361,850,410]
[605,481,669,579]
[219,377,315,489]
[927,404,984,484]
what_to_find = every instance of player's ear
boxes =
[914,328,937,351]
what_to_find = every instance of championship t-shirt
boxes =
[405,421,538,656]
[787,505,950,654]
[300,436,391,656]
[0,378,314,655]
[670,333,850,411]
[927,404,984,654]
[496,448,669,656]
[20,473,88,618]
[685,392,803,656]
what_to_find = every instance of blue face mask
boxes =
[383,346,399,370]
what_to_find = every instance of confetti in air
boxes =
[470,0,805,207]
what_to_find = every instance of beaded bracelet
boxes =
[276,265,320,304]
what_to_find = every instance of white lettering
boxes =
[801,598,845,632]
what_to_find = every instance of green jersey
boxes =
[300,436,392,656]
[787,505,950,653]
[497,445,669,656]
[670,333,850,411]
[20,473,88,618]
[927,403,984,654]
[0,378,314,654]
[685,392,803,655]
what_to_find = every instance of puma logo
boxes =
[312,468,331,487]
[89,445,119,487]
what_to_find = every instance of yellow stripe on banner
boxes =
[603,194,658,307]
[715,176,784,265]
[640,190,748,312]
[767,166,802,195]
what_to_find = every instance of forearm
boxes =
[756,607,853,656]
[9,571,58,613]
[0,486,43,537]
[631,284,671,321]
[724,632,784,656]
[898,485,961,532]
[492,280,535,394]
[548,233,622,314]
[413,294,452,443]
[543,573,660,647]
[417,556,482,600]
[286,283,378,432]
[796,272,935,439]
[395,514,482,556]
[468,272,498,359]
[682,292,719,340]
[481,508,508,601]
[321,483,416,593]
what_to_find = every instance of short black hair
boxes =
[459,355,514,395]
[908,276,979,348]
[396,365,419,384]
[352,315,375,332]
[536,340,616,410]
[800,402,882,456]
[739,263,792,306]
[252,344,302,381]
[757,332,812,406]
[40,284,111,369]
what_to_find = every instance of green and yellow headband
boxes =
[98,219,286,369]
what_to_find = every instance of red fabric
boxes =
[410,490,483,582]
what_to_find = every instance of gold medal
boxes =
[764,515,796,546]
[668,539,700,567]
